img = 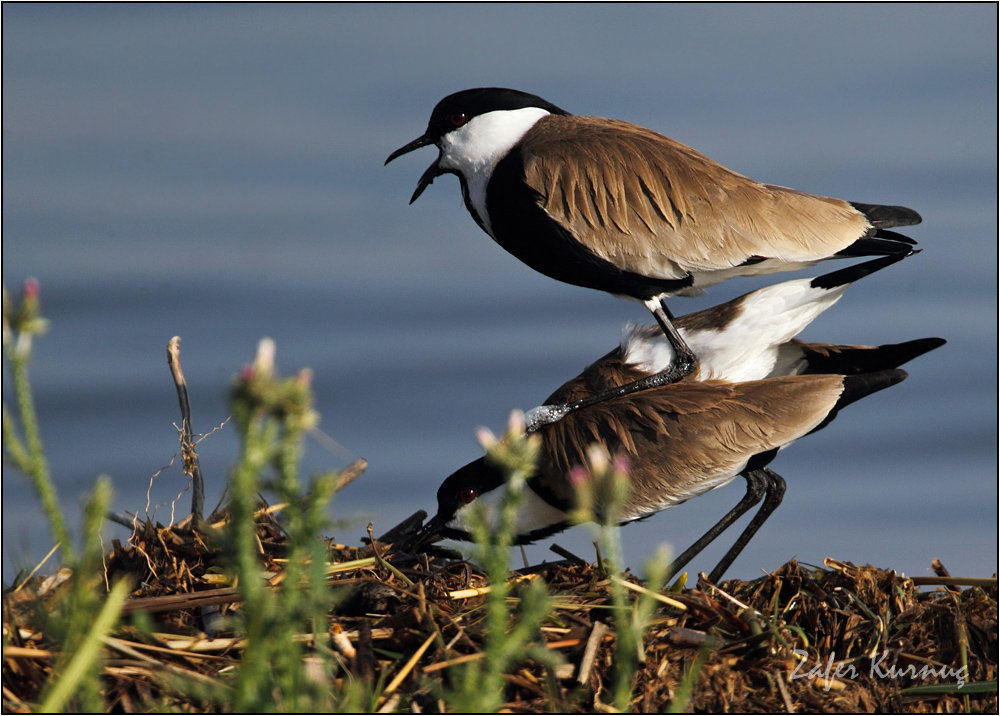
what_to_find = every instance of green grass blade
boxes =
[39,580,130,712]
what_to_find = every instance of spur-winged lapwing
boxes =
[405,259,943,581]
[386,87,921,396]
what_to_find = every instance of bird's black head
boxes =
[401,454,574,553]
[384,88,568,203]
[421,88,567,148]
[433,457,507,540]
[400,457,506,550]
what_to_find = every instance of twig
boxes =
[120,587,246,615]
[367,523,415,587]
[210,501,289,529]
[931,558,962,594]
[578,620,608,685]
[376,693,401,714]
[355,619,376,684]
[4,647,56,659]
[667,628,723,649]
[334,458,368,493]
[422,652,485,673]
[167,337,204,520]
[422,634,612,674]
[550,543,587,565]
[449,573,539,600]
[611,576,687,610]
[105,511,137,529]
[382,631,436,696]
[909,576,997,588]
[775,669,795,713]
[12,541,62,593]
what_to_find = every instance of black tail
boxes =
[809,368,908,435]
[801,337,946,376]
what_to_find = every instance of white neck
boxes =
[437,107,551,235]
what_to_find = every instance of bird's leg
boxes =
[523,298,699,433]
[663,470,767,583]
[706,468,786,584]
[647,296,699,379]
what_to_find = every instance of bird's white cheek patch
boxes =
[438,107,551,235]
[449,483,568,537]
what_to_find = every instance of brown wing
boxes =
[520,115,872,279]
[535,375,846,518]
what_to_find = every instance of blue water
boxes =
[3,5,997,584]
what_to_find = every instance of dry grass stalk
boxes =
[3,503,997,713]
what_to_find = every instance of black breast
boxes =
[485,147,692,300]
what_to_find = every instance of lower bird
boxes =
[406,258,944,581]
[386,87,922,392]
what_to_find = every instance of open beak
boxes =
[385,133,433,164]
[385,134,442,204]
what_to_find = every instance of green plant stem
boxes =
[7,344,73,561]
[2,404,30,468]
[603,524,637,712]
[666,646,709,713]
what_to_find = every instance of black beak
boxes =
[385,133,433,165]
[410,159,443,204]
[398,512,450,553]
[385,134,442,204]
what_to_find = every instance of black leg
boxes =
[663,470,768,583]
[523,298,699,432]
[648,296,699,379]
[706,468,786,583]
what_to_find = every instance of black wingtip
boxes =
[808,368,908,436]
[849,202,923,228]
[810,253,909,290]
[836,368,909,411]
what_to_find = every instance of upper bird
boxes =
[385,87,921,387]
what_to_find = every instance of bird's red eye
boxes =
[449,112,467,127]
[458,488,477,504]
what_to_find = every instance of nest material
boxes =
[3,509,996,713]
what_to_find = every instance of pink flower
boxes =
[475,426,497,449]
[23,278,40,299]
[569,466,590,487]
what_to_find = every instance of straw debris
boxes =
[4,510,996,713]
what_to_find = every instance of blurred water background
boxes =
[3,4,997,584]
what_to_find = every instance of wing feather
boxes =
[536,376,845,517]
[520,116,871,280]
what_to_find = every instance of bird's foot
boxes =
[524,351,700,433]
[523,403,572,433]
